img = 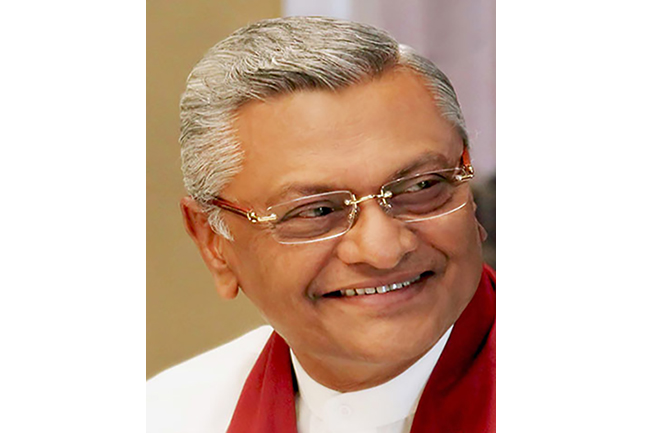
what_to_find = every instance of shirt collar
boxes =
[291,325,453,431]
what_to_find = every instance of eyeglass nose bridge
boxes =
[343,190,394,224]
[344,190,393,206]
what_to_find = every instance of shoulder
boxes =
[147,326,274,433]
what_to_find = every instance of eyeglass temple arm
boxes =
[209,197,250,218]
[458,148,475,180]
[208,197,277,224]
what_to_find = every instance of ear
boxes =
[470,196,489,243]
[477,220,489,242]
[180,197,240,299]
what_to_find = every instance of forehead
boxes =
[226,68,463,205]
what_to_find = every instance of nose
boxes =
[335,201,418,269]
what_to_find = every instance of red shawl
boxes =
[228,264,496,432]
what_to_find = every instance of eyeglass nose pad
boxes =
[379,190,392,210]
[347,204,359,222]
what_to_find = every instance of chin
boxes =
[335,316,447,365]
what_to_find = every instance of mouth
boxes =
[322,271,434,299]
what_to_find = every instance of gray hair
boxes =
[180,16,468,239]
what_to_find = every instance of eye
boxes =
[297,206,335,218]
[395,173,447,195]
[385,172,455,216]
[280,201,342,222]
[404,178,440,193]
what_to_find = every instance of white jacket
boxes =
[147,326,274,433]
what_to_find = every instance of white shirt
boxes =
[291,326,452,433]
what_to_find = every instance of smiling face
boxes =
[184,67,484,391]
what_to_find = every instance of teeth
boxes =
[376,286,389,294]
[340,274,423,297]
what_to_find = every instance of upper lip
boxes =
[316,271,428,297]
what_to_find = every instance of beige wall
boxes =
[147,0,281,379]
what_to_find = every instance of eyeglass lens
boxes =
[268,169,468,243]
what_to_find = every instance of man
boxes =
[147,16,495,433]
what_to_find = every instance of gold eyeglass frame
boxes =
[207,148,474,231]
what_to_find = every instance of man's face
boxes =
[205,68,483,387]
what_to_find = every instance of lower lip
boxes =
[323,272,434,310]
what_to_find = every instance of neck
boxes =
[290,326,460,393]
[294,352,426,392]
[289,325,454,392]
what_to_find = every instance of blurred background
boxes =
[147,0,495,379]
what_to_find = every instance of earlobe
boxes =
[180,197,240,299]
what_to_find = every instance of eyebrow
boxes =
[265,184,340,208]
[389,151,455,180]
[265,151,456,208]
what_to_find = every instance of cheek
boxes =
[414,211,483,323]
[235,239,332,301]
[415,209,482,260]
[268,246,338,297]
